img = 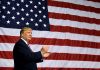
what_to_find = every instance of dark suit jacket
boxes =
[13,39,43,70]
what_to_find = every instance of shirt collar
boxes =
[21,38,28,45]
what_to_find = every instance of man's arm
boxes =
[16,44,43,63]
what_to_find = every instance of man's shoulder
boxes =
[15,39,23,46]
[16,39,22,43]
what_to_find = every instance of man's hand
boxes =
[41,45,50,57]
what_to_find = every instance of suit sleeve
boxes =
[15,43,43,63]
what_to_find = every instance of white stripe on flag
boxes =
[54,0,100,8]
[48,6,100,19]
[49,18,100,30]
[0,27,100,43]
[0,59,100,68]
[0,43,100,55]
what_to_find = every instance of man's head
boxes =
[20,27,32,42]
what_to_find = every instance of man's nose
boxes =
[30,34,32,36]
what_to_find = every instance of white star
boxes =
[30,9,33,12]
[30,18,34,21]
[29,1,33,4]
[39,10,42,13]
[21,17,25,20]
[43,24,47,27]
[34,14,38,17]
[12,0,15,1]
[38,2,41,5]
[39,19,42,22]
[21,8,24,11]
[16,21,20,24]
[42,0,45,1]
[42,6,45,10]
[26,22,29,25]
[2,15,6,19]
[16,12,20,15]
[21,0,24,3]
[35,23,38,26]
[7,11,11,14]
[2,6,6,9]
[25,4,29,7]
[12,16,15,19]
[12,7,15,10]
[7,2,11,5]
[34,5,37,8]
[43,15,46,18]
[16,3,20,6]
[26,13,29,16]
[7,20,10,24]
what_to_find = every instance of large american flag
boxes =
[0,0,100,70]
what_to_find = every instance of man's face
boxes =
[22,29,32,42]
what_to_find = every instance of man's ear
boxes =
[21,34,23,37]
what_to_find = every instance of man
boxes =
[13,27,50,70]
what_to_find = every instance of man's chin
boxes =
[28,38,32,41]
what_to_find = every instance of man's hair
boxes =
[20,27,32,37]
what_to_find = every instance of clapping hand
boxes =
[41,45,50,57]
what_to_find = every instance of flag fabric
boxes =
[0,0,100,70]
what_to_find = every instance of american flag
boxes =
[0,0,100,70]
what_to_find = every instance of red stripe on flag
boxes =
[0,51,13,59]
[0,35,19,43]
[0,51,100,62]
[0,35,100,48]
[39,68,100,70]
[87,0,100,2]
[0,67,100,70]
[0,67,14,70]
[48,0,100,13]
[46,53,100,61]
[50,25,100,36]
[49,12,100,24]
[30,38,100,48]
